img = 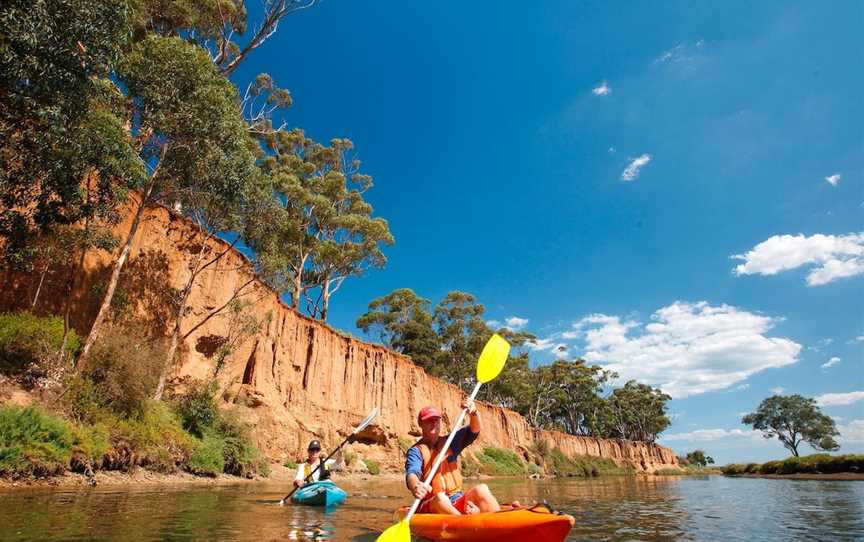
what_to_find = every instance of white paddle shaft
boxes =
[404,381,482,522]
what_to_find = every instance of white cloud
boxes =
[621,153,652,181]
[732,232,864,286]
[816,391,864,407]
[574,301,801,398]
[838,419,864,443]
[821,356,841,370]
[592,81,611,96]
[608,147,616,155]
[771,386,785,395]
[486,320,501,329]
[856,335,864,342]
[735,383,750,391]
[527,336,568,355]
[504,316,529,330]
[661,428,760,442]
[825,173,841,186]
[654,41,705,64]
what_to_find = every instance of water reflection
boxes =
[0,476,861,541]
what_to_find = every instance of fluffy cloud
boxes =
[621,154,651,181]
[527,336,568,354]
[572,301,801,398]
[816,391,864,407]
[592,80,611,96]
[771,386,785,395]
[505,316,529,330]
[838,419,864,443]
[732,233,864,286]
[661,428,760,442]
[825,173,841,186]
[821,356,841,370]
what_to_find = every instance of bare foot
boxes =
[511,500,522,508]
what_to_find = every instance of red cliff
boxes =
[0,198,679,473]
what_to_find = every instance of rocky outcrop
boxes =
[0,198,678,473]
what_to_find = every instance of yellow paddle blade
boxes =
[476,333,510,383]
[375,519,410,542]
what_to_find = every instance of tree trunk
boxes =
[78,168,160,366]
[320,281,330,321]
[30,263,49,310]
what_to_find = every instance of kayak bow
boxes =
[393,503,575,542]
[290,480,348,507]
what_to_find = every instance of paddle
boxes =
[375,334,510,542]
[279,405,380,505]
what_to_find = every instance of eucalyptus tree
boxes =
[356,288,440,367]
[742,394,840,457]
[80,35,258,362]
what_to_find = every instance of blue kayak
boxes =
[290,480,348,507]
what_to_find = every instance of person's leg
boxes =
[426,492,461,515]
[462,484,500,513]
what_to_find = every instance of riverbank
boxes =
[721,453,863,478]
[726,472,864,481]
[0,463,404,492]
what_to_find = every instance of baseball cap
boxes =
[307,440,321,451]
[418,406,442,423]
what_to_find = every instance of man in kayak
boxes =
[405,399,502,515]
[294,439,337,488]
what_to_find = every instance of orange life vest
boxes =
[414,437,463,496]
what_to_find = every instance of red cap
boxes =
[418,406,442,423]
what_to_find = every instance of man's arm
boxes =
[293,463,305,488]
[405,447,432,499]
[463,397,480,434]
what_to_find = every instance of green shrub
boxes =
[476,447,526,476]
[84,327,166,416]
[724,454,864,476]
[187,431,225,476]
[344,450,356,466]
[546,448,630,477]
[527,462,543,476]
[398,436,414,454]
[284,459,297,469]
[107,401,195,472]
[461,456,481,477]
[173,379,220,437]
[0,406,74,477]
[0,312,78,373]
[363,458,380,475]
[217,412,267,478]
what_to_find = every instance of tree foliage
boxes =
[742,394,840,457]
[685,449,714,467]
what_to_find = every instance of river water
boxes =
[0,476,862,541]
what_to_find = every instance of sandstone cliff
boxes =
[0,197,678,473]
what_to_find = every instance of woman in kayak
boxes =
[405,399,502,515]
[294,439,336,488]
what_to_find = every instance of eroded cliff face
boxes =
[0,198,678,473]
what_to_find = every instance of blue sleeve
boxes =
[449,426,478,457]
[405,446,422,479]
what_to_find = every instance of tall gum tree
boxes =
[79,35,258,363]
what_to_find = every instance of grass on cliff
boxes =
[0,319,269,480]
[655,466,722,475]
[546,448,632,477]
[722,454,864,476]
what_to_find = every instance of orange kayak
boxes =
[393,503,575,542]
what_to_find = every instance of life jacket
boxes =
[302,458,330,481]
[414,437,463,496]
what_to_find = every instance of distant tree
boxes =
[742,395,840,457]
[433,291,491,392]
[356,288,440,367]
[685,450,715,467]
[604,381,671,442]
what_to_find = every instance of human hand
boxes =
[412,481,432,500]
[461,397,476,414]
[464,501,480,515]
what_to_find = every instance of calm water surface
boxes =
[0,476,861,541]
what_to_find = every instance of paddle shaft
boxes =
[283,433,352,502]
[404,381,482,522]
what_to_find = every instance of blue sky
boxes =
[233,1,863,464]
